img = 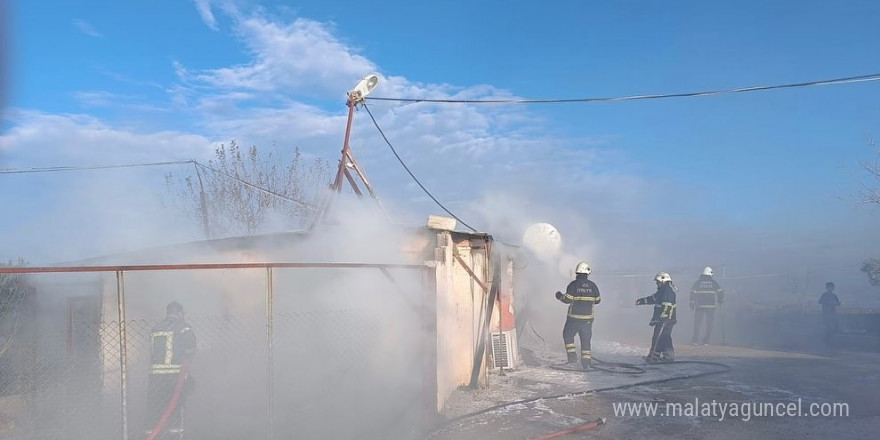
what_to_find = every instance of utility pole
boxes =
[314,74,390,227]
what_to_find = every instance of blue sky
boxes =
[1,0,879,295]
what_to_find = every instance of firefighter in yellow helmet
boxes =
[555,261,601,370]
[636,272,678,363]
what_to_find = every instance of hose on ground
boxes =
[549,356,648,374]
[527,417,606,440]
[425,358,732,439]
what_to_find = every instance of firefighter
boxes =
[636,272,677,363]
[145,301,197,440]
[555,261,601,370]
[818,282,841,344]
[690,266,724,345]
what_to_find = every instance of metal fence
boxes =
[0,263,435,440]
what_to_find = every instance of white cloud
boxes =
[72,19,102,37]
[193,0,219,30]
[71,91,169,113]
[177,14,377,97]
[71,91,118,107]
[0,110,215,166]
[171,6,564,161]
[96,68,165,90]
[163,4,661,249]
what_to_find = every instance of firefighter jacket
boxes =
[556,274,601,321]
[149,317,196,375]
[818,291,840,313]
[690,275,724,309]
[637,283,677,326]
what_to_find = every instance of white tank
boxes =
[521,222,562,262]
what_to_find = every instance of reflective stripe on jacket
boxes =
[638,283,677,325]
[559,274,601,320]
[690,275,724,308]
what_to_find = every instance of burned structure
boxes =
[0,215,521,440]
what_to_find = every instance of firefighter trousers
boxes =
[650,321,675,359]
[692,308,715,343]
[823,310,839,344]
[562,318,593,367]
[145,373,186,440]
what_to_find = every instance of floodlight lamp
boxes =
[348,74,380,102]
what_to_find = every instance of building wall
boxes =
[432,231,493,411]
[433,231,457,413]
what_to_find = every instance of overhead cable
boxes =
[0,160,195,174]
[0,159,316,210]
[366,72,880,105]
[362,102,479,233]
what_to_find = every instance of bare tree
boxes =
[862,258,880,287]
[785,273,810,311]
[165,141,332,238]
[854,137,880,205]
[852,138,880,288]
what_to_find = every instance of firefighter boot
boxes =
[660,350,675,362]
[565,344,578,364]
[581,350,592,370]
[644,352,661,364]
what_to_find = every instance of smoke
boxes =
[2,2,879,438]
[0,169,438,440]
[459,182,880,360]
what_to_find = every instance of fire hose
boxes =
[145,364,189,440]
[549,356,648,374]
[425,359,731,439]
[527,418,606,440]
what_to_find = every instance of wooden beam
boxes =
[453,249,489,292]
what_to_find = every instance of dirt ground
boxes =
[430,340,880,440]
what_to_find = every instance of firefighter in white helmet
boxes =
[555,261,601,370]
[635,272,678,363]
[690,266,725,345]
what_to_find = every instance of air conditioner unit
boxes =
[490,331,518,370]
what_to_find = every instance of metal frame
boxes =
[315,92,390,227]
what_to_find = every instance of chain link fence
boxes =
[0,263,434,440]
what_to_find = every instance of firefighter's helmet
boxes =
[575,261,591,275]
[654,272,672,283]
[166,301,184,315]
[702,266,714,276]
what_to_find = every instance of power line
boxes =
[0,159,317,210]
[0,160,195,174]
[365,72,880,105]
[191,161,318,210]
[362,102,479,233]
[723,272,793,280]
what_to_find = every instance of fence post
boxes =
[116,270,129,440]
[266,267,275,440]
[421,265,438,432]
